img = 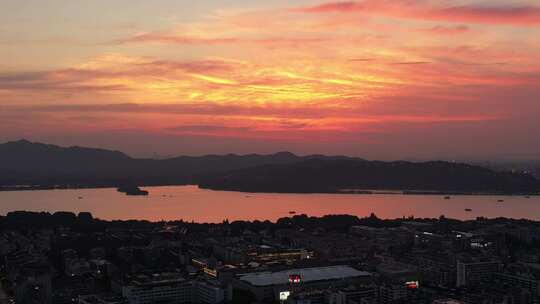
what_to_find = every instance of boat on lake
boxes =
[117,185,149,196]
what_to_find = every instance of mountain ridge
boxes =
[0,139,357,188]
[1,139,538,194]
[199,158,540,194]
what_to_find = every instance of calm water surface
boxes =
[0,185,539,222]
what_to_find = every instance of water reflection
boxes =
[0,186,538,222]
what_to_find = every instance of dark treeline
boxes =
[2,211,540,236]
[0,211,398,233]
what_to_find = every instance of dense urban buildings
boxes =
[1,211,540,303]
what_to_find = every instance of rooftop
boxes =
[238,265,370,286]
[127,272,186,286]
[79,294,126,304]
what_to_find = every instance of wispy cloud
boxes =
[112,32,327,46]
[418,25,470,35]
[169,125,251,132]
[391,61,431,65]
[295,1,540,26]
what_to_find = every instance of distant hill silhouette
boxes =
[0,140,354,188]
[1,139,538,194]
[199,159,540,194]
[471,160,540,179]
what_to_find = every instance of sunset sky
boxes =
[1,0,539,160]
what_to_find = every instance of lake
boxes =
[0,185,538,222]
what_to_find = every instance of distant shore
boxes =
[0,184,537,196]
[338,189,538,196]
[0,184,182,192]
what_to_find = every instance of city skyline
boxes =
[1,0,540,160]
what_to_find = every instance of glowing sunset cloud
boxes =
[0,0,539,159]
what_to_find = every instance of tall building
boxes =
[495,272,540,298]
[433,300,464,304]
[379,284,408,304]
[14,273,53,304]
[197,280,232,304]
[456,260,501,287]
[79,294,127,304]
[121,272,229,304]
[330,285,378,304]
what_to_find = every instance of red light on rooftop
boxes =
[288,274,302,284]
[405,281,419,289]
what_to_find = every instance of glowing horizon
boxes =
[1,0,539,160]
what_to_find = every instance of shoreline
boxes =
[0,210,539,224]
[0,183,192,192]
[1,184,537,196]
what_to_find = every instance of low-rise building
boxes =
[456,260,501,287]
[79,294,127,304]
[122,272,229,304]
[234,265,372,302]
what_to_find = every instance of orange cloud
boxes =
[418,25,470,35]
[296,1,540,26]
[114,32,328,46]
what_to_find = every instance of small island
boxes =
[117,184,149,196]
